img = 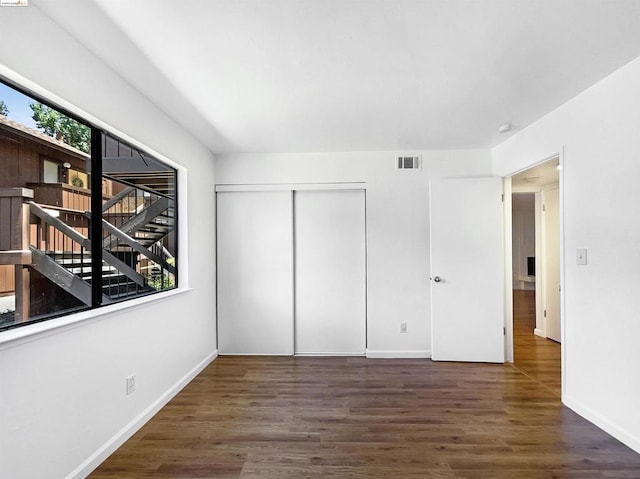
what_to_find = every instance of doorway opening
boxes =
[510,157,561,396]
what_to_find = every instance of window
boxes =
[100,133,177,302]
[0,79,178,332]
[42,159,59,184]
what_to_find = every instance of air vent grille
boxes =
[396,155,421,171]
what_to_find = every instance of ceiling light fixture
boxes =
[498,122,512,134]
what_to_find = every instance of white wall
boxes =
[0,5,217,479]
[215,150,492,357]
[511,193,535,290]
[493,55,640,453]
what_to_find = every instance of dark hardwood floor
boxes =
[91,298,640,478]
[511,289,561,396]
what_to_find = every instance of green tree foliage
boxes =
[30,102,90,153]
[0,100,8,116]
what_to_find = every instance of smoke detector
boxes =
[498,122,513,134]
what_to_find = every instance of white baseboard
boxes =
[366,349,431,359]
[219,352,293,356]
[295,352,365,357]
[534,328,545,338]
[67,349,218,479]
[563,395,640,454]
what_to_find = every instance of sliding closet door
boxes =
[217,191,293,354]
[294,190,366,355]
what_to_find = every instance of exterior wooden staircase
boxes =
[102,186,175,249]
[27,185,175,308]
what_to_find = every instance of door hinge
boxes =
[544,309,547,317]
[503,327,506,335]
[501,194,504,202]
[542,204,546,212]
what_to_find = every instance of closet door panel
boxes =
[294,190,366,355]
[217,191,293,354]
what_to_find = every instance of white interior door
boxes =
[294,190,366,355]
[217,191,294,355]
[543,186,561,342]
[430,177,505,362]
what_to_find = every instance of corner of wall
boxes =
[562,394,640,455]
[68,350,218,479]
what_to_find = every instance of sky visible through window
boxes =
[0,82,38,129]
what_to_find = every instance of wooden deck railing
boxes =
[0,188,33,265]
[0,188,33,320]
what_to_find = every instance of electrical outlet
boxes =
[400,322,408,333]
[126,374,136,395]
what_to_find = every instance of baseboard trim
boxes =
[366,349,431,359]
[295,352,365,357]
[219,352,294,356]
[67,349,218,479]
[563,394,640,454]
[534,328,545,338]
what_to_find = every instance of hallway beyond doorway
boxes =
[512,289,561,396]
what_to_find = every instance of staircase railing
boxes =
[103,197,172,250]
[30,201,173,303]
[100,219,175,275]
[100,183,175,291]
[101,185,136,213]
[149,243,173,266]
[99,216,175,299]
[29,201,94,306]
[30,201,91,250]
[102,185,166,229]
[30,200,149,288]
[2,182,176,322]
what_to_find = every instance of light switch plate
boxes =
[576,248,587,265]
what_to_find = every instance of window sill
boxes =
[0,287,194,351]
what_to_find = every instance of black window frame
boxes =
[0,76,179,331]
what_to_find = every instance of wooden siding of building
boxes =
[0,265,15,295]
[27,183,92,211]
[0,131,87,190]
[0,124,90,296]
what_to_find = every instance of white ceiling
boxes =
[35,0,640,155]
[512,157,559,190]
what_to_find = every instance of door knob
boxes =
[433,276,441,283]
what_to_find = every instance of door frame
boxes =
[503,151,565,397]
[539,184,560,341]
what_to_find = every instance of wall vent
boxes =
[396,155,421,171]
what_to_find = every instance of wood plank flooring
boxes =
[512,289,561,396]
[90,296,640,478]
